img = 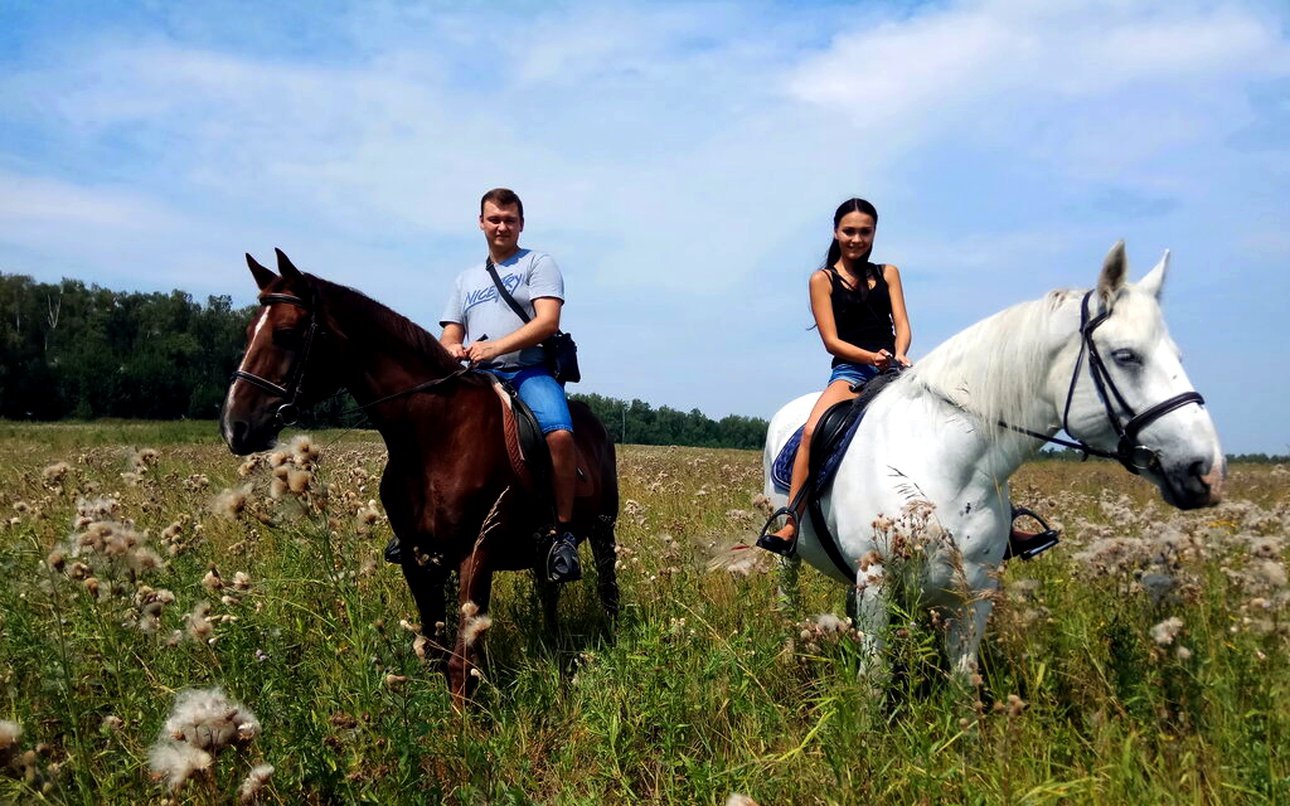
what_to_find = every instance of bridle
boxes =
[1001,289,1205,474]
[230,292,318,426]
[230,290,470,426]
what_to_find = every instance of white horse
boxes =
[763,242,1224,682]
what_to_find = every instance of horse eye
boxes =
[272,328,302,349]
[1112,349,1141,367]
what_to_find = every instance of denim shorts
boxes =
[828,361,880,389]
[485,365,574,434]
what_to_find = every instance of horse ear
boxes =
[1097,240,1128,306]
[1138,249,1169,300]
[246,253,276,290]
[275,248,302,279]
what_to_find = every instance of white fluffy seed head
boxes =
[148,740,213,791]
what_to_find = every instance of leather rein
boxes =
[230,291,468,426]
[997,289,1204,474]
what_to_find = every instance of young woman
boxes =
[758,198,911,555]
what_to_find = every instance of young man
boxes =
[439,188,582,583]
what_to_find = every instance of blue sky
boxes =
[2,0,1287,454]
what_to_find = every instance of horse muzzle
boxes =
[1154,453,1225,510]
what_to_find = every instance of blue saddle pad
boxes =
[770,418,864,495]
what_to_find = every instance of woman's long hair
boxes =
[823,197,880,297]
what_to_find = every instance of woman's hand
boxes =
[894,352,912,368]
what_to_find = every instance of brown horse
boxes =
[220,249,619,704]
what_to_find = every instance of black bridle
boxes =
[231,292,318,426]
[1000,289,1205,474]
[230,291,469,426]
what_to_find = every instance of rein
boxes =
[231,291,468,426]
[998,289,1204,474]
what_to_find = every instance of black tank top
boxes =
[827,263,895,367]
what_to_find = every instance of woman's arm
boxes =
[884,265,913,366]
[810,270,889,366]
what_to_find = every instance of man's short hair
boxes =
[480,188,524,220]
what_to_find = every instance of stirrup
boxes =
[1005,506,1061,561]
[756,507,799,557]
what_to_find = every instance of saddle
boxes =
[486,376,553,497]
[761,369,902,578]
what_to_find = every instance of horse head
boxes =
[1055,241,1224,509]
[220,249,344,454]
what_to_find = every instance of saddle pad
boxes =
[770,417,863,495]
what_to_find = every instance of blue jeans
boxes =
[485,365,574,434]
[828,361,879,389]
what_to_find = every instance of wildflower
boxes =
[101,715,124,733]
[186,602,214,642]
[162,687,260,752]
[726,795,760,806]
[1150,616,1184,647]
[46,549,66,572]
[127,547,164,574]
[42,462,70,487]
[1175,645,1193,661]
[232,572,252,591]
[0,720,21,765]
[384,674,409,690]
[202,568,225,591]
[461,613,493,647]
[1006,694,1026,718]
[148,741,213,791]
[238,763,275,804]
[210,485,254,519]
[286,468,311,494]
[289,434,320,465]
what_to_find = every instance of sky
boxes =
[1,0,1287,455]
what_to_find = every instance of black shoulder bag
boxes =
[484,257,581,384]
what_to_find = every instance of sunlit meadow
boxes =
[0,421,1286,803]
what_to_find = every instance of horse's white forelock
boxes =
[907,289,1080,435]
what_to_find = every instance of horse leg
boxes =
[399,550,449,671]
[944,591,994,687]
[448,551,494,708]
[534,558,561,635]
[852,561,891,690]
[588,515,620,625]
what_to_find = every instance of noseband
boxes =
[230,292,317,426]
[1004,290,1205,474]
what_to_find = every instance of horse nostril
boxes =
[1189,457,1211,485]
[232,420,250,445]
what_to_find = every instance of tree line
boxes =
[0,273,769,449]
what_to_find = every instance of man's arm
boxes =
[440,322,468,360]
[464,297,562,364]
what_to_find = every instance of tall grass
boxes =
[0,422,1285,803]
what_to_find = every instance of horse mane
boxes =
[308,274,476,379]
[905,288,1080,433]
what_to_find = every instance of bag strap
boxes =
[484,257,532,324]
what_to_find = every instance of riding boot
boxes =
[548,530,582,583]
[756,506,800,557]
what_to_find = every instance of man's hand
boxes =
[445,343,468,361]
[465,340,503,364]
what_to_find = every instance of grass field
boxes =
[0,421,1286,804]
